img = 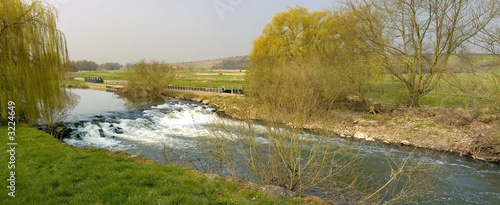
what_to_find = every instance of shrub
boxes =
[120,60,175,100]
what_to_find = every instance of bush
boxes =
[468,123,500,162]
[206,115,442,204]
[120,60,175,100]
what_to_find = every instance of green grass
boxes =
[171,70,245,88]
[0,125,296,205]
[70,70,245,88]
[73,70,129,81]
[170,80,243,88]
[366,72,499,108]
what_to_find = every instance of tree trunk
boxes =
[407,90,421,107]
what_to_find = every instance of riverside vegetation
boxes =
[2,0,500,204]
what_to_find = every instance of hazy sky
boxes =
[48,0,338,64]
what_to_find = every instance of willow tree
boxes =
[247,7,382,116]
[347,0,500,106]
[0,0,69,124]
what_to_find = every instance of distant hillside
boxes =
[211,56,249,70]
[173,56,249,70]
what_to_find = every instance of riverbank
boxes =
[171,90,500,163]
[0,124,305,204]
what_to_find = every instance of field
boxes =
[364,72,500,108]
[71,69,245,89]
[173,70,245,88]
[69,69,499,108]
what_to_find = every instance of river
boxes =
[63,89,500,204]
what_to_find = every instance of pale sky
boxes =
[48,0,338,65]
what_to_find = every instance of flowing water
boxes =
[64,89,500,204]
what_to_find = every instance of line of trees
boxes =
[210,58,249,70]
[99,62,122,70]
[68,60,123,71]
[70,60,98,71]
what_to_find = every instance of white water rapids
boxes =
[66,101,220,151]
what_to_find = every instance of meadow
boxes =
[72,69,245,89]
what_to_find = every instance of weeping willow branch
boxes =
[0,0,69,124]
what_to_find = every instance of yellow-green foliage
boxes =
[121,60,175,99]
[247,7,382,115]
[0,0,69,124]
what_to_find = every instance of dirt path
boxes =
[83,82,123,91]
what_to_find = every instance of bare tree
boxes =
[441,18,500,107]
[477,24,500,55]
[347,0,500,106]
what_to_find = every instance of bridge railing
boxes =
[167,86,224,93]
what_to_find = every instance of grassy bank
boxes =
[0,124,297,204]
[60,80,89,89]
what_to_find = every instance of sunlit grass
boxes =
[365,72,499,108]
[0,125,296,204]
[70,70,245,88]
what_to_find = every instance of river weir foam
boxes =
[65,100,219,151]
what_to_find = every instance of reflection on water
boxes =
[67,89,129,120]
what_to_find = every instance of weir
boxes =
[166,85,242,94]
